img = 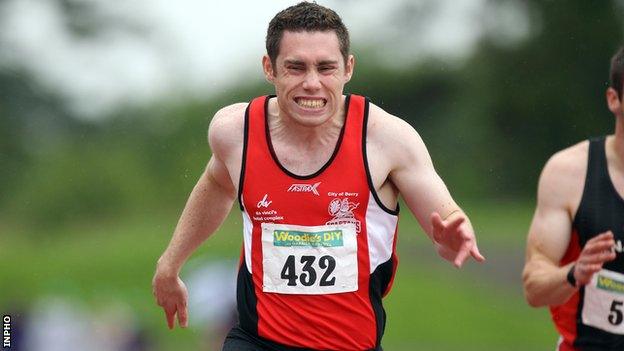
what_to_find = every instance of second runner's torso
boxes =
[552,137,624,351]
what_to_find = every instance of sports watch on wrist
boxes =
[566,264,577,287]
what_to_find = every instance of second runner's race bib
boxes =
[261,222,358,295]
[582,268,624,334]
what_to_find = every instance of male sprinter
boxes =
[153,2,484,350]
[523,46,624,350]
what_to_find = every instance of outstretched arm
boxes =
[152,155,237,328]
[385,116,484,268]
[152,104,244,329]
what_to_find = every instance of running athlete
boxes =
[152,2,484,350]
[523,46,624,350]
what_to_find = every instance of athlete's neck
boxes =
[268,97,346,148]
[609,117,624,168]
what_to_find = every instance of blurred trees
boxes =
[1,0,623,229]
[351,0,623,198]
[469,0,623,197]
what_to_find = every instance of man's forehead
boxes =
[280,30,341,48]
[278,30,342,61]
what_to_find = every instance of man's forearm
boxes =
[523,260,577,307]
[158,171,235,275]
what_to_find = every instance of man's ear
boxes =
[344,54,355,83]
[262,55,275,83]
[607,87,622,116]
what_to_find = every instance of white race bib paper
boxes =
[582,268,624,334]
[261,222,358,295]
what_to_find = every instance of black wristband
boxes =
[566,264,577,287]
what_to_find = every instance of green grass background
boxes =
[0,200,557,350]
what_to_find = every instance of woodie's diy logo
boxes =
[597,275,624,294]
[273,229,343,247]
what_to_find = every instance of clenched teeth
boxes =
[296,98,326,109]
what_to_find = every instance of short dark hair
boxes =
[266,2,350,66]
[610,46,624,99]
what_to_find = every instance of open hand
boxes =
[573,231,616,286]
[431,211,485,268]
[152,269,189,329]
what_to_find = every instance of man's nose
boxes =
[302,70,321,90]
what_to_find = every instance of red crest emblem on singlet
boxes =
[326,198,361,233]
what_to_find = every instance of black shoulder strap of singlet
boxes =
[573,136,607,228]
[588,136,608,187]
[237,98,255,211]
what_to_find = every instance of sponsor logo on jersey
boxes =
[326,198,361,233]
[597,275,624,294]
[257,194,272,208]
[287,182,321,196]
[273,229,343,247]
[614,239,623,253]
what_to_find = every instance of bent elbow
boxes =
[522,274,546,308]
[524,292,544,308]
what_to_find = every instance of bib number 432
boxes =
[280,255,336,287]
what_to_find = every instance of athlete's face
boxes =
[262,30,354,127]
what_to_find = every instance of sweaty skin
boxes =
[153,30,484,329]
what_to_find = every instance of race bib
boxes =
[582,269,624,334]
[261,222,358,295]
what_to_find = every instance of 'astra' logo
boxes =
[287,182,321,196]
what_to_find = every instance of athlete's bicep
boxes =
[526,201,572,265]
[526,159,575,266]
[206,102,246,195]
[205,155,236,199]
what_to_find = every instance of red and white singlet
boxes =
[235,94,399,350]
